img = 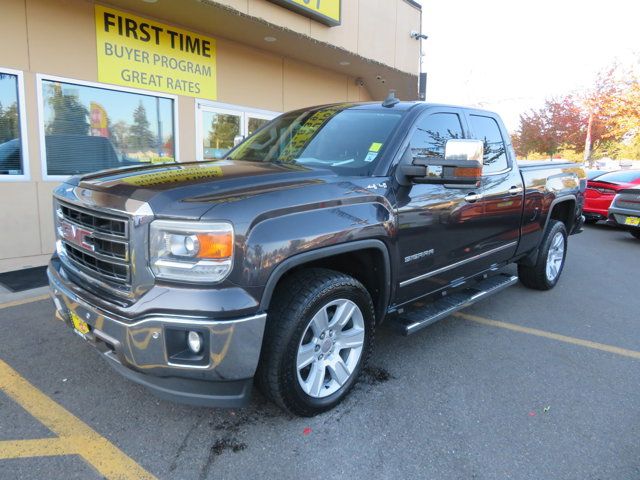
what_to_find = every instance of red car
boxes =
[584,170,640,223]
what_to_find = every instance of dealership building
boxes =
[0,0,421,273]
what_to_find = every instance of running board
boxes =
[395,273,518,336]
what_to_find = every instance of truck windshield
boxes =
[227,106,404,176]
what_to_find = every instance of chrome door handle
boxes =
[508,186,523,196]
[465,193,481,203]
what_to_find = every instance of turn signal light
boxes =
[453,167,482,178]
[196,233,233,259]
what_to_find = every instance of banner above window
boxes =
[94,5,217,100]
[268,0,341,26]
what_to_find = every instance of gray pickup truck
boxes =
[48,100,586,416]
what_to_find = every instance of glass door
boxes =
[197,102,278,161]
[199,106,242,160]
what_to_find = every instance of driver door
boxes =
[394,109,486,304]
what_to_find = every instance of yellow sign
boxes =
[268,0,341,26]
[95,5,217,99]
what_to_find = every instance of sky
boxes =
[420,0,640,132]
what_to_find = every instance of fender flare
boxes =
[258,239,392,315]
[520,195,576,267]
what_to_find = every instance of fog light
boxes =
[187,331,203,354]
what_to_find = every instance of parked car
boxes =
[45,135,142,176]
[586,169,607,181]
[584,170,640,223]
[0,138,22,175]
[47,101,585,416]
[608,186,640,240]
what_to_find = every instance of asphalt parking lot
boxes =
[1,223,639,480]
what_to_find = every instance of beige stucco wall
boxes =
[0,0,378,272]
[213,0,421,75]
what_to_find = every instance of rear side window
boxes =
[410,112,463,159]
[593,170,640,184]
[469,115,508,174]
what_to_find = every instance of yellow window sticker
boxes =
[369,142,383,152]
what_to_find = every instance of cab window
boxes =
[469,115,508,174]
[410,112,463,159]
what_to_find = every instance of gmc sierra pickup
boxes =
[48,100,586,416]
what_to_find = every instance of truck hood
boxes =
[70,160,342,219]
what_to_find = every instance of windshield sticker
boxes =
[364,151,378,163]
[369,142,383,152]
[279,107,342,162]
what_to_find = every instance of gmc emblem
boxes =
[59,220,95,252]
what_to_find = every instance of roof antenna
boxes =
[382,89,400,108]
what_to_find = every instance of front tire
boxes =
[518,220,568,290]
[257,268,375,416]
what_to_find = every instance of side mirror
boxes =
[399,139,484,186]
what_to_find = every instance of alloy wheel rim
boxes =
[296,298,365,399]
[546,232,565,282]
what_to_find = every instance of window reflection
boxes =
[42,80,175,176]
[0,73,23,175]
[469,115,507,173]
[202,111,241,159]
[411,113,463,159]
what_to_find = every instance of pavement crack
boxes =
[169,416,203,472]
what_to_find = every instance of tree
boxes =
[0,102,19,143]
[110,121,130,152]
[129,102,156,150]
[208,114,240,150]
[582,63,640,164]
[45,83,89,135]
[514,96,585,159]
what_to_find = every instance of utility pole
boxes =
[583,111,593,167]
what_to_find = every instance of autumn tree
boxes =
[514,96,585,159]
[582,63,640,163]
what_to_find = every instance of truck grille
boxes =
[56,202,131,286]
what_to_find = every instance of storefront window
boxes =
[41,79,175,176]
[0,72,24,176]
[202,111,241,160]
[248,116,270,136]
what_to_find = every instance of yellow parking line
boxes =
[455,312,640,360]
[0,359,156,479]
[0,438,76,459]
[0,294,50,310]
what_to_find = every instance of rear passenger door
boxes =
[467,113,523,265]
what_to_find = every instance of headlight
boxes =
[149,220,234,283]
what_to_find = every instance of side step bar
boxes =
[394,273,519,336]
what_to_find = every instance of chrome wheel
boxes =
[545,231,565,282]
[296,298,365,399]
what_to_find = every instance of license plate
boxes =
[624,216,640,226]
[70,311,91,336]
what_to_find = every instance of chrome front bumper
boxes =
[48,260,266,407]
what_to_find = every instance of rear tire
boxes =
[630,230,640,240]
[256,268,375,417]
[518,220,568,290]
